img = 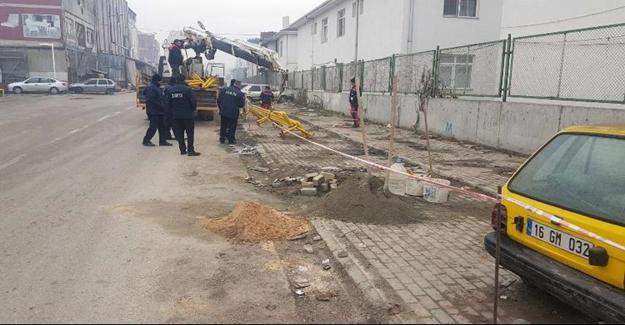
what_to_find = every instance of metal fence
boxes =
[510,23,625,103]
[284,41,506,98]
[265,23,625,104]
[362,57,392,93]
[325,65,341,92]
[394,50,435,94]
[438,40,505,97]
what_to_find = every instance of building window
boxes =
[439,54,473,89]
[311,21,317,35]
[443,0,477,18]
[321,18,328,43]
[337,9,346,38]
[352,1,364,17]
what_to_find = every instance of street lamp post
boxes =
[40,43,56,79]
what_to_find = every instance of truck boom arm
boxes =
[164,23,285,73]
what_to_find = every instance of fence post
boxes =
[498,39,507,98]
[389,55,396,93]
[502,34,513,102]
[311,68,315,91]
[556,32,568,99]
[301,72,304,90]
[360,60,365,91]
[433,46,440,97]
[338,63,343,93]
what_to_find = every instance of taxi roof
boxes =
[560,124,625,137]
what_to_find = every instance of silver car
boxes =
[69,78,117,95]
[8,77,68,95]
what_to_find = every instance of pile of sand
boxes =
[204,201,310,242]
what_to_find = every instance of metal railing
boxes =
[509,22,625,104]
[246,23,625,104]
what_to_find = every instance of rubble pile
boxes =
[203,201,310,242]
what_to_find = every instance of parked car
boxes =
[69,78,117,95]
[8,77,68,95]
[484,124,625,323]
[241,84,268,100]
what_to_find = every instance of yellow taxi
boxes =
[485,124,625,323]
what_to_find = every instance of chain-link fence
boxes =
[394,50,435,93]
[261,23,625,104]
[324,65,341,92]
[341,61,364,92]
[362,57,392,93]
[438,40,505,97]
[313,67,325,90]
[510,23,625,103]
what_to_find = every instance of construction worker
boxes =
[164,77,201,157]
[260,86,274,109]
[168,40,184,80]
[349,77,361,128]
[217,79,246,145]
[142,74,172,147]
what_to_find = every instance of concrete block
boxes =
[301,188,318,196]
[320,172,336,180]
[305,173,319,181]
[301,182,316,189]
[319,182,330,193]
[312,175,325,186]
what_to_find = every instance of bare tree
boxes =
[417,69,436,175]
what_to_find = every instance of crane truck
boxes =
[137,22,287,121]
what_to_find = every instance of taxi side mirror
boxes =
[589,247,609,267]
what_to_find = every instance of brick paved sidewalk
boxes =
[240,114,579,324]
[284,107,529,196]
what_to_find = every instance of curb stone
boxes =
[312,218,419,324]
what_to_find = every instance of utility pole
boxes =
[40,43,56,79]
[354,0,371,175]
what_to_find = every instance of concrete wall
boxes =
[295,89,625,154]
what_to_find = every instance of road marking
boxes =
[0,154,25,171]
[97,114,113,122]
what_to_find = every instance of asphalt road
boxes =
[0,93,371,323]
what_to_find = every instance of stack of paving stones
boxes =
[300,172,338,196]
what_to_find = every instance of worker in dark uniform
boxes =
[217,79,246,144]
[163,78,176,140]
[349,77,361,128]
[164,77,200,156]
[142,74,172,147]
[260,86,274,109]
[168,40,184,80]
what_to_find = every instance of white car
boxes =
[242,84,269,99]
[8,77,68,95]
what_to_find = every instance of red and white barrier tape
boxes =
[265,121,625,253]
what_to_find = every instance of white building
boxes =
[501,0,625,38]
[275,0,504,70]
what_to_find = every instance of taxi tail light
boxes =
[491,203,508,233]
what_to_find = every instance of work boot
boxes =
[180,151,187,155]
[188,152,201,157]
[160,142,173,147]
[143,141,156,147]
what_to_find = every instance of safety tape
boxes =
[262,120,625,253]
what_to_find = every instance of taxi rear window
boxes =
[509,133,625,226]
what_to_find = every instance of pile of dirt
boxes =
[309,175,423,225]
[204,201,310,242]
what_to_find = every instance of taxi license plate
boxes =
[527,219,593,259]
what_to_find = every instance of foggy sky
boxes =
[126,0,324,72]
